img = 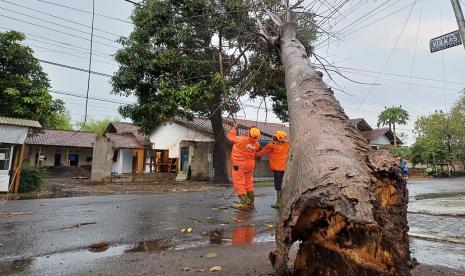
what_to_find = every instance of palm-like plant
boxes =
[377,106,409,147]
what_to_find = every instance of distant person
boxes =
[227,123,261,210]
[256,130,289,209]
[398,157,409,181]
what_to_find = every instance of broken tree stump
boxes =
[269,22,411,275]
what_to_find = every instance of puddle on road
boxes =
[410,238,465,269]
[0,245,130,274]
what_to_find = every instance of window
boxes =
[0,148,11,170]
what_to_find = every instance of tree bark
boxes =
[210,105,230,183]
[393,123,397,148]
[270,23,411,275]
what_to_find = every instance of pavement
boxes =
[0,178,464,275]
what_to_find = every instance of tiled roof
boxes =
[349,118,372,132]
[0,116,41,128]
[110,121,140,134]
[106,121,150,146]
[105,133,145,149]
[25,129,96,148]
[167,117,401,145]
[172,117,279,142]
[226,118,289,138]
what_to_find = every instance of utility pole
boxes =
[451,0,465,49]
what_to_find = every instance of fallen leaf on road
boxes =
[204,252,217,258]
[196,268,205,272]
[181,227,193,233]
[0,212,33,217]
[88,240,110,252]
[265,224,274,228]
[210,266,222,272]
[182,267,189,271]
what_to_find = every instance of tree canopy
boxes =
[0,31,69,129]
[377,106,409,147]
[112,0,317,182]
[77,118,116,135]
[409,91,465,167]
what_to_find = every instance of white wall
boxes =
[0,125,29,144]
[112,149,134,174]
[149,122,214,158]
[26,146,93,167]
[370,135,391,146]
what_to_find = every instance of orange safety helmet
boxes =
[248,126,261,139]
[273,130,287,142]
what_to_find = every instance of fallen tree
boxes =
[262,18,412,276]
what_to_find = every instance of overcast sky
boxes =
[1,0,465,144]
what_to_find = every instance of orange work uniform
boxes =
[256,142,289,171]
[227,127,260,196]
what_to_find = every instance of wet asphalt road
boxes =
[1,178,464,273]
[407,177,465,197]
[0,186,277,261]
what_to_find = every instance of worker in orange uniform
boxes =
[256,130,289,209]
[227,123,261,210]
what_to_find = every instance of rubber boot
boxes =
[233,195,251,211]
[246,191,255,209]
[271,191,282,209]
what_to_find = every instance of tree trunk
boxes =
[210,105,230,183]
[393,123,397,148]
[269,22,411,275]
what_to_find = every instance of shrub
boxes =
[19,162,45,193]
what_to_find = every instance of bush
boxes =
[19,163,45,193]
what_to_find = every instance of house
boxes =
[23,122,152,177]
[349,118,403,149]
[149,117,288,181]
[25,129,96,168]
[104,122,152,175]
[0,116,41,192]
[361,128,402,149]
[150,117,401,182]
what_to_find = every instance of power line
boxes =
[25,43,117,66]
[0,5,119,43]
[354,1,417,112]
[318,64,465,86]
[316,1,421,50]
[0,0,121,37]
[35,0,133,24]
[0,13,120,49]
[407,2,423,94]
[0,26,115,57]
[50,90,131,105]
[83,0,96,125]
[38,59,113,77]
[317,65,463,92]
[121,0,141,6]
[24,38,114,60]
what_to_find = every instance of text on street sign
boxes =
[430,30,462,53]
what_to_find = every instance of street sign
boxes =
[430,30,463,53]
